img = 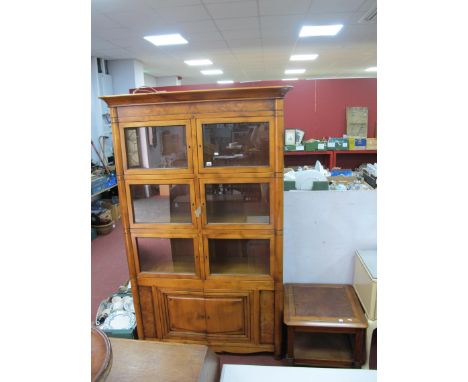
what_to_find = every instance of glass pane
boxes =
[130,184,191,224]
[208,239,270,275]
[205,183,269,224]
[137,237,195,274]
[202,122,269,167]
[124,125,187,169]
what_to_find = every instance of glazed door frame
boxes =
[119,119,195,176]
[124,176,200,230]
[130,230,205,280]
[198,175,275,230]
[195,116,276,174]
[202,231,275,281]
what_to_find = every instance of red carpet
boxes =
[91,220,129,322]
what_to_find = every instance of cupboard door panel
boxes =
[204,292,250,340]
[259,290,275,344]
[161,292,206,338]
[139,286,157,339]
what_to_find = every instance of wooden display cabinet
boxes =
[101,86,291,356]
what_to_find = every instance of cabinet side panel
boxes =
[259,290,274,344]
[139,286,156,339]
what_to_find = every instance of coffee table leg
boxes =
[286,327,295,365]
[353,330,364,367]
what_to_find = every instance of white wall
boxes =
[107,59,145,94]
[156,75,181,86]
[283,190,377,284]
[144,73,157,87]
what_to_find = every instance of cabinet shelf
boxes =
[284,150,377,169]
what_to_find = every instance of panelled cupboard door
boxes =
[195,117,275,174]
[160,290,207,340]
[119,120,195,175]
[198,177,274,230]
[125,178,199,230]
[159,289,251,341]
[130,232,204,280]
[204,291,251,341]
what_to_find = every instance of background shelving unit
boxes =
[284,150,377,170]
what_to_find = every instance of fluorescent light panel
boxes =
[201,69,223,75]
[285,69,305,74]
[144,34,188,46]
[290,54,318,61]
[365,66,377,72]
[217,80,234,84]
[282,78,298,81]
[299,24,343,37]
[184,59,213,66]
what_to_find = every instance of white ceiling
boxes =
[91,0,377,85]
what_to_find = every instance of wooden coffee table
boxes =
[284,284,368,368]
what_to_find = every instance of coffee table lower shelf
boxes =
[292,332,354,367]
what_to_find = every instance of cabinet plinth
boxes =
[101,86,291,354]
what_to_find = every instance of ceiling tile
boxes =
[309,0,365,14]
[214,17,259,30]
[259,0,312,16]
[221,28,260,40]
[204,1,258,19]
[156,4,212,22]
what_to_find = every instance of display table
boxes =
[284,284,368,367]
[105,338,220,382]
[221,364,377,382]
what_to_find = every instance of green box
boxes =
[328,138,349,151]
[284,180,296,191]
[312,181,330,191]
[304,141,327,151]
[285,145,297,151]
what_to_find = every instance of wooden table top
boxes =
[106,338,220,382]
[284,284,367,329]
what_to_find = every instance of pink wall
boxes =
[134,78,377,140]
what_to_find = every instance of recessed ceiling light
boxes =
[290,54,318,61]
[143,34,188,46]
[201,69,223,75]
[365,66,377,72]
[299,25,343,37]
[285,69,305,74]
[217,80,234,84]
[282,78,298,81]
[184,59,213,66]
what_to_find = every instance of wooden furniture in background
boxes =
[284,284,368,368]
[91,327,112,382]
[107,338,220,382]
[101,86,291,356]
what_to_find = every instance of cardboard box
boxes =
[366,138,377,150]
[304,140,327,151]
[328,138,349,151]
[312,181,329,191]
[348,137,367,150]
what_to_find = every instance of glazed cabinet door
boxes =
[119,120,195,175]
[203,233,274,280]
[199,177,274,230]
[125,178,199,230]
[196,117,275,174]
[131,232,204,279]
